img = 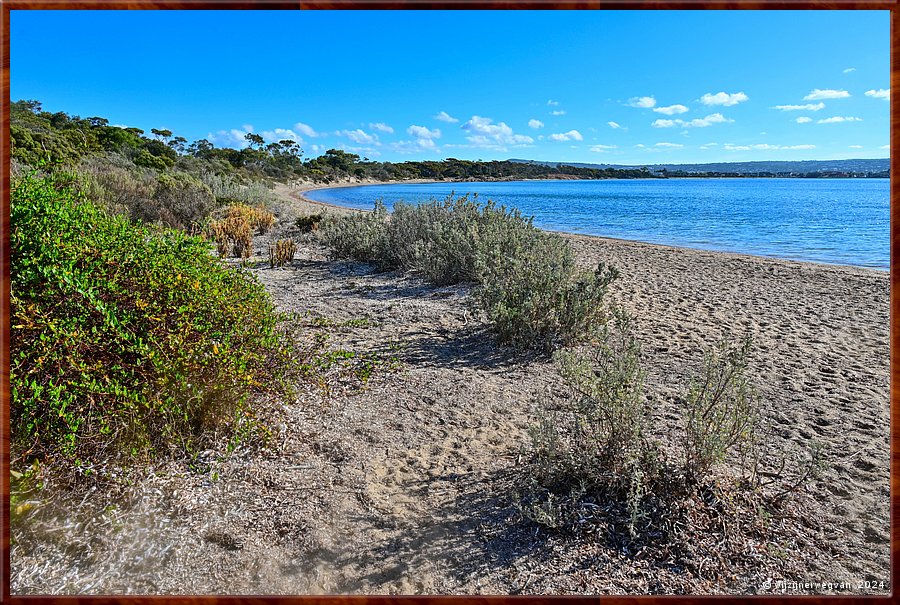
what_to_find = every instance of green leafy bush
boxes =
[10,173,297,467]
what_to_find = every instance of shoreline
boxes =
[277,180,889,275]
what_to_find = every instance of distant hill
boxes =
[509,158,889,176]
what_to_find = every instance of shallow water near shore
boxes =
[306,178,889,270]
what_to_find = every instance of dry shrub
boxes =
[268,238,298,268]
[208,214,252,259]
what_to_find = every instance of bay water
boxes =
[305,178,889,270]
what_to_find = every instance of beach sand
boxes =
[12,182,890,595]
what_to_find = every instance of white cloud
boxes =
[817,116,863,124]
[461,115,534,149]
[849,145,863,149]
[549,129,584,142]
[795,117,813,123]
[700,92,749,106]
[699,142,718,150]
[369,122,394,134]
[774,103,825,111]
[652,113,732,129]
[390,138,439,154]
[261,128,303,143]
[865,88,890,100]
[407,125,441,139]
[608,121,623,129]
[590,144,617,152]
[723,143,816,151]
[547,100,559,106]
[804,89,850,100]
[843,67,856,73]
[293,122,319,137]
[653,104,689,115]
[654,142,683,148]
[335,143,381,157]
[881,144,890,150]
[338,128,378,144]
[208,125,254,148]
[434,111,459,123]
[528,119,544,129]
[550,110,566,116]
[628,96,656,108]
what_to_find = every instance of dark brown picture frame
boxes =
[1,1,896,602]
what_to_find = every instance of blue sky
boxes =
[11,10,890,165]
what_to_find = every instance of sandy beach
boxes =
[12,182,890,595]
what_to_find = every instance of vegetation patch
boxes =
[268,238,298,268]
[520,325,825,568]
[10,173,300,470]
[318,194,617,353]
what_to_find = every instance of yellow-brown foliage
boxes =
[268,238,298,268]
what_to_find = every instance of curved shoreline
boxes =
[278,180,888,274]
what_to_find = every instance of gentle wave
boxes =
[306,178,890,270]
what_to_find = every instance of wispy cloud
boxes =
[548,129,583,142]
[607,121,624,130]
[628,96,656,108]
[652,113,732,128]
[773,103,825,111]
[881,144,890,150]
[434,111,459,123]
[654,142,683,148]
[337,128,378,145]
[817,116,863,124]
[369,122,394,134]
[700,91,749,106]
[795,117,813,123]
[843,67,856,73]
[461,115,534,149]
[723,143,815,151]
[803,88,850,100]
[547,100,559,106]
[865,88,890,100]
[653,104,689,115]
[699,142,718,150]
[389,138,439,154]
[528,119,544,129]
[407,125,440,139]
[849,145,863,149]
[550,110,566,116]
[293,122,319,138]
[590,144,617,152]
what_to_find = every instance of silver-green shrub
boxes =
[318,194,619,353]
[682,336,759,482]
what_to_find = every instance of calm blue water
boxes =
[306,178,890,270]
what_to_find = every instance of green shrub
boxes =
[151,172,217,229]
[682,336,759,482]
[474,226,619,353]
[295,213,325,233]
[318,201,390,265]
[318,194,619,352]
[10,173,298,467]
[525,312,662,535]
